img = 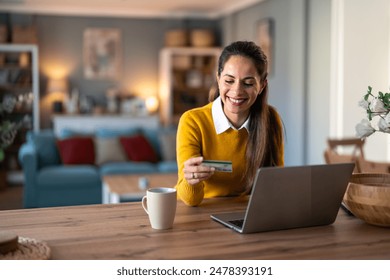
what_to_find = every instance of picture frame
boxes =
[83,28,122,80]
[256,18,274,75]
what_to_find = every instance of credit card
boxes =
[202,160,233,173]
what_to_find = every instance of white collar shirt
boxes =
[212,96,250,135]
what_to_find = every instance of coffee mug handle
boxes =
[142,196,148,214]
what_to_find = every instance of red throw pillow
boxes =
[120,135,158,163]
[57,137,95,165]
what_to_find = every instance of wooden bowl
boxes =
[343,173,390,227]
[349,173,390,184]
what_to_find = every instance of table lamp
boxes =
[47,78,68,113]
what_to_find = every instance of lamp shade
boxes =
[47,78,68,94]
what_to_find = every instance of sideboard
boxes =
[52,114,160,136]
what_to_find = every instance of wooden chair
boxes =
[324,138,390,173]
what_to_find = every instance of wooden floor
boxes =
[0,184,23,210]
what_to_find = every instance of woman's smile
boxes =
[227,96,248,106]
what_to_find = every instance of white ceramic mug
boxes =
[142,187,177,230]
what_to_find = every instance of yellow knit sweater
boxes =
[175,102,252,206]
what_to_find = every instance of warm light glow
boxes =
[145,96,159,113]
[40,58,75,79]
[130,78,158,98]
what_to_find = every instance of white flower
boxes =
[369,98,386,115]
[355,119,376,139]
[1,96,17,113]
[378,118,390,133]
[358,99,369,110]
[378,112,390,133]
[0,128,17,148]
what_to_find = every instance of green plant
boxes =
[356,86,390,138]
[0,96,22,162]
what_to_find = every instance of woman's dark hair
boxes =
[209,41,284,190]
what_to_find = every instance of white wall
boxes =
[331,0,390,162]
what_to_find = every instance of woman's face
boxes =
[217,55,265,127]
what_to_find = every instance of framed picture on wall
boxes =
[256,18,274,75]
[83,28,122,80]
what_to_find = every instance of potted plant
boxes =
[356,86,390,138]
[0,95,22,189]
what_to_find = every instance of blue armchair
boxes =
[19,130,102,208]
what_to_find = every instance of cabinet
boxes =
[0,44,39,174]
[159,47,221,125]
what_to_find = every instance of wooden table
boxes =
[102,173,177,203]
[0,197,389,260]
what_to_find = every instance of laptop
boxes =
[210,163,355,234]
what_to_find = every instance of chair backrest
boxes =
[324,138,365,173]
[324,137,390,173]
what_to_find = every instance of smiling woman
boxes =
[175,41,284,207]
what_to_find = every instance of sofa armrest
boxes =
[18,142,38,208]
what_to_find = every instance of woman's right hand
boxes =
[183,156,215,185]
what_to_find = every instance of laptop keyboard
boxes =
[229,219,244,228]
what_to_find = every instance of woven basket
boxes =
[0,237,51,260]
[190,29,215,47]
[165,29,188,47]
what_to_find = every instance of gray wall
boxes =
[221,0,308,166]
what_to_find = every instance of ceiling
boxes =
[0,0,265,19]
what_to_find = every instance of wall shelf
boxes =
[0,44,39,174]
[158,47,221,125]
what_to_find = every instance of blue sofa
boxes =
[18,127,177,208]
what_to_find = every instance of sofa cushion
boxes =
[94,137,127,165]
[158,128,177,161]
[157,161,178,173]
[36,165,102,207]
[141,128,161,158]
[100,161,157,175]
[38,165,101,189]
[30,130,61,168]
[57,137,95,165]
[120,134,158,163]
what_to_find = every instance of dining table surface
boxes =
[0,196,389,260]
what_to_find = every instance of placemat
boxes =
[0,237,51,260]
